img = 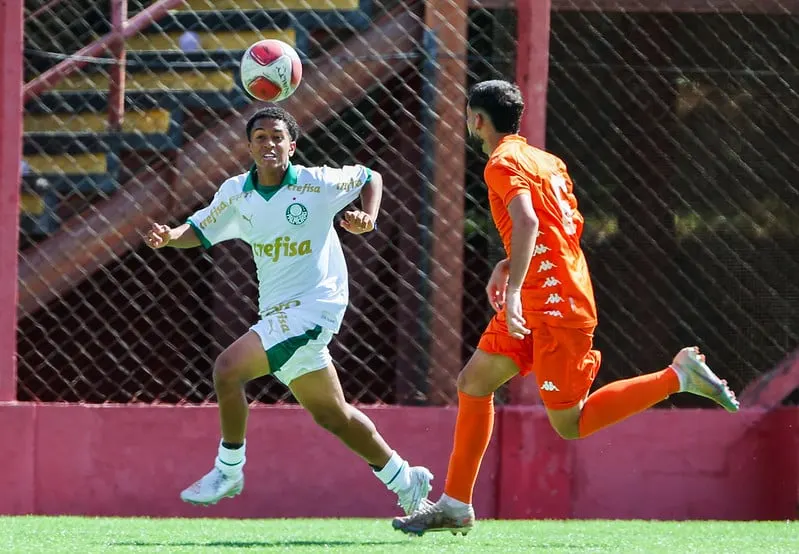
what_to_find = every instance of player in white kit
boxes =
[145,106,432,514]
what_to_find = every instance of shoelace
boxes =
[403,499,440,522]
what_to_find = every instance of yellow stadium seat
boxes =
[170,0,359,12]
[127,29,296,52]
[24,109,172,134]
[51,70,235,93]
[23,153,107,175]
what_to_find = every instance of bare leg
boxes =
[212,330,272,444]
[289,363,392,467]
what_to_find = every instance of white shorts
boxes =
[250,308,335,386]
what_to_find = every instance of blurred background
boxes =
[2,0,797,521]
[14,0,798,411]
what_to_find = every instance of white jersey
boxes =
[186,163,370,332]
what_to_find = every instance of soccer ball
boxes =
[240,39,302,102]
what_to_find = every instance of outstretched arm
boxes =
[145,222,202,249]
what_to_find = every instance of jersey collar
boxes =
[242,163,299,201]
[497,134,526,146]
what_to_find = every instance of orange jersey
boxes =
[484,134,597,327]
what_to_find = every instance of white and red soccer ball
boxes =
[240,39,302,102]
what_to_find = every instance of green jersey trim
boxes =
[243,163,299,202]
[187,219,212,249]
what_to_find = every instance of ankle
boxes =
[215,439,246,476]
[440,493,471,513]
[373,451,410,492]
[668,365,685,392]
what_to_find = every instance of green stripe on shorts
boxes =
[266,325,324,374]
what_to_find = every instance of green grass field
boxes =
[0,517,795,553]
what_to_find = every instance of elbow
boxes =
[516,214,539,235]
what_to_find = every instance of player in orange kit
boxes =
[392,79,739,536]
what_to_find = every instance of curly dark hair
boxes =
[246,106,301,141]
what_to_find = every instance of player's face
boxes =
[248,118,296,171]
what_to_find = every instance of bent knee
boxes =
[546,407,582,440]
[456,368,494,397]
[551,422,581,440]
[213,352,247,385]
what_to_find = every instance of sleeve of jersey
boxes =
[185,181,242,248]
[326,164,372,214]
[484,160,538,208]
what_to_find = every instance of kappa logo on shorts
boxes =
[540,381,560,392]
[286,202,308,225]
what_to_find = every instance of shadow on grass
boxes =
[109,539,408,548]
[109,539,610,550]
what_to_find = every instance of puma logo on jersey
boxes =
[241,213,254,227]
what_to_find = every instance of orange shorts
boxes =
[477,313,602,409]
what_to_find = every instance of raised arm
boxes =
[146,222,202,249]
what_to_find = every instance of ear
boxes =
[288,141,297,157]
[470,112,481,132]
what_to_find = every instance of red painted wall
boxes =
[0,404,795,520]
[0,0,23,402]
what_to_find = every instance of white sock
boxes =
[215,439,246,476]
[373,451,411,492]
[440,493,471,513]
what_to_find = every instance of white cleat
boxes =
[396,466,434,515]
[180,467,244,506]
[393,497,475,536]
[670,346,740,413]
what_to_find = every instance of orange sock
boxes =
[578,367,680,438]
[443,390,494,505]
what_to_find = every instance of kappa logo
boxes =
[286,202,308,225]
[540,381,560,392]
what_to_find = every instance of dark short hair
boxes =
[246,106,300,141]
[467,80,524,134]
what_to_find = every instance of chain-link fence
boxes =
[17,1,799,408]
[546,5,799,407]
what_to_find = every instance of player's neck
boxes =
[255,164,288,187]
[483,132,515,156]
